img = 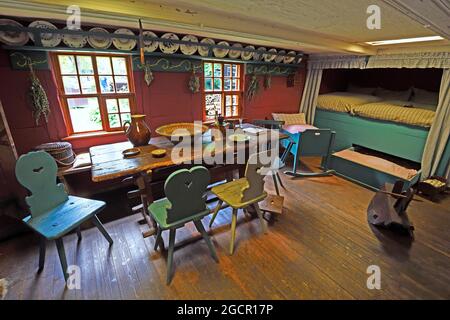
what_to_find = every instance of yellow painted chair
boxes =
[209,152,269,255]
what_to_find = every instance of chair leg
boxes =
[276,172,285,189]
[55,238,68,281]
[230,209,238,255]
[209,200,223,228]
[194,220,218,262]
[166,228,176,285]
[253,203,267,234]
[272,173,280,196]
[91,215,113,245]
[154,227,162,251]
[38,237,46,272]
[76,226,82,241]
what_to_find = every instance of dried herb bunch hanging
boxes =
[264,74,272,89]
[246,74,260,100]
[29,61,50,125]
[188,66,200,93]
[142,62,154,86]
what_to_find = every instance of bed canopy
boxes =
[299,51,450,180]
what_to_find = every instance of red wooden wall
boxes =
[0,49,305,155]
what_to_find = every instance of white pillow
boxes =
[272,113,306,125]
[347,84,376,95]
[412,88,439,106]
[375,87,412,101]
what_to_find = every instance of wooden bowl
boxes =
[155,122,209,142]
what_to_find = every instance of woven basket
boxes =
[35,142,76,167]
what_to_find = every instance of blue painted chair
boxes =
[15,151,113,281]
[282,129,336,177]
[148,166,218,285]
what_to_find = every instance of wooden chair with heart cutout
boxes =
[148,166,218,284]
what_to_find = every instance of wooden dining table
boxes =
[89,124,288,236]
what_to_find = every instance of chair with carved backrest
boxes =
[15,151,113,281]
[148,166,218,284]
[209,151,269,255]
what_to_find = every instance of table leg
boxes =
[135,172,157,238]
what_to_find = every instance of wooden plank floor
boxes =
[0,158,449,300]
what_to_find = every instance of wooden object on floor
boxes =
[15,151,113,281]
[210,152,269,255]
[417,176,448,200]
[148,166,218,284]
[367,181,415,238]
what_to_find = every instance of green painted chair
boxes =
[148,166,218,285]
[15,151,113,281]
[209,152,269,255]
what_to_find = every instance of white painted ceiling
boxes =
[1,0,448,54]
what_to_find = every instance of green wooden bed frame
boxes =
[314,109,429,163]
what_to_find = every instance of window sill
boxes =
[63,131,125,141]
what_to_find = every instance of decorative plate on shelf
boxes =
[253,47,266,61]
[29,20,61,47]
[228,43,243,59]
[274,50,286,63]
[0,19,29,46]
[263,48,277,62]
[142,31,158,52]
[283,50,297,64]
[113,28,136,51]
[213,41,230,58]
[62,27,87,48]
[87,27,112,49]
[241,45,254,61]
[198,38,215,57]
[159,33,179,54]
[180,34,198,55]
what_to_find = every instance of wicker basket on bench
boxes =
[35,142,76,167]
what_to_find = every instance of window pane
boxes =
[213,78,222,91]
[232,65,239,77]
[225,95,232,106]
[108,113,121,128]
[232,95,238,105]
[67,98,102,132]
[204,63,212,77]
[121,112,131,125]
[225,107,231,117]
[213,63,222,77]
[118,98,130,112]
[99,76,115,93]
[62,76,80,94]
[96,57,112,75]
[112,57,127,75]
[224,64,231,77]
[224,79,231,91]
[204,78,213,91]
[58,55,77,74]
[114,76,129,93]
[76,56,94,75]
[106,99,118,113]
[232,106,238,116]
[231,79,239,91]
[205,93,222,119]
[79,76,96,94]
